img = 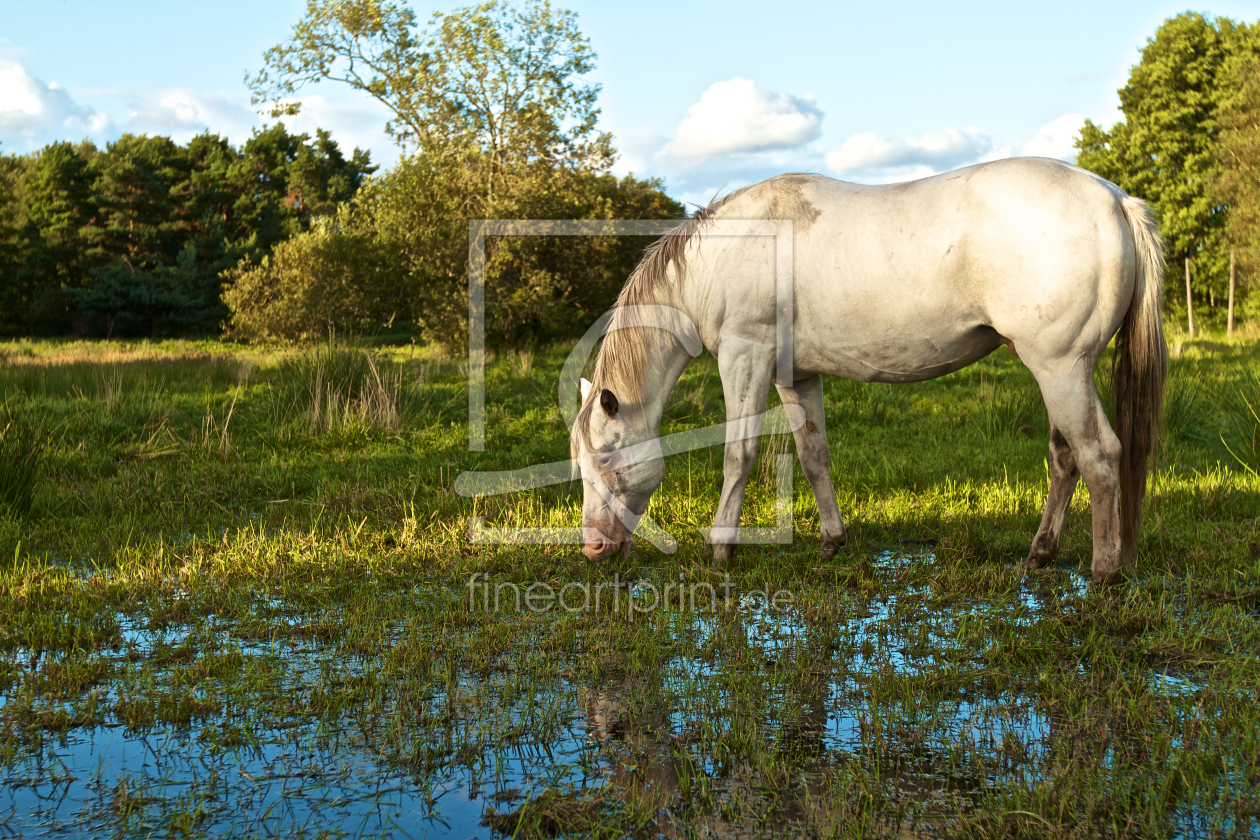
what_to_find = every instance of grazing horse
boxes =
[571,158,1166,584]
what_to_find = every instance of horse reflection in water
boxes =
[578,677,840,835]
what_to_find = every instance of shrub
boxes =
[222,210,407,343]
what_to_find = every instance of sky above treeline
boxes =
[4,1,1260,206]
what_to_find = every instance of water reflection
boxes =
[0,550,1249,837]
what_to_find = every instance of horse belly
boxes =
[795,310,1002,384]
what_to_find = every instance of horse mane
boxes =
[575,186,754,443]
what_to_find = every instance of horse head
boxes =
[572,377,666,561]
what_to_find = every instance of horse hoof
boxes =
[1024,553,1054,570]
[822,531,847,553]
[1091,569,1125,586]
[712,544,737,565]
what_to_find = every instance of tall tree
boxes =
[18,141,99,331]
[249,0,610,188]
[1076,12,1260,310]
[87,134,190,267]
[1214,57,1260,294]
[0,147,31,333]
[229,123,375,254]
[243,0,644,347]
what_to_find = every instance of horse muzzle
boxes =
[582,529,633,561]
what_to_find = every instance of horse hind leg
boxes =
[776,374,847,558]
[1025,425,1080,569]
[1034,369,1124,584]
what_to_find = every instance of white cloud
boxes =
[0,60,110,149]
[1006,113,1084,161]
[825,127,992,181]
[660,77,823,163]
[117,91,397,163]
[822,114,1087,184]
[0,57,400,167]
[121,89,259,144]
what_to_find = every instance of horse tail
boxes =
[1113,195,1167,565]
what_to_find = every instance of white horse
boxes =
[572,158,1166,584]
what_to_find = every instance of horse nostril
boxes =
[584,537,616,559]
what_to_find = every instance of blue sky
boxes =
[3,1,1260,205]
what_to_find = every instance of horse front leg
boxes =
[776,374,847,558]
[710,340,774,564]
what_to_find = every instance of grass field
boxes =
[0,332,1257,838]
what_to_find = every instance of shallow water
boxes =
[0,550,1252,838]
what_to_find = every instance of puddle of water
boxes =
[3,549,1255,838]
[1,686,606,838]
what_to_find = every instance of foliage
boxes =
[1215,56,1260,293]
[249,0,609,171]
[0,149,32,334]
[223,208,406,342]
[236,0,682,348]
[66,245,227,337]
[0,126,374,338]
[225,157,681,347]
[1075,12,1260,313]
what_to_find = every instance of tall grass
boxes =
[1222,366,1260,474]
[975,369,1041,438]
[273,346,404,433]
[1163,368,1214,446]
[0,410,44,520]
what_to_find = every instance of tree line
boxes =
[6,4,1260,346]
[0,126,374,337]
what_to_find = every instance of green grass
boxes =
[0,333,1257,838]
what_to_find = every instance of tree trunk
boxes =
[1229,248,1236,337]
[1186,258,1194,339]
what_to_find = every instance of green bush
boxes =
[223,153,682,350]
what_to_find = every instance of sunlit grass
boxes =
[0,332,1257,838]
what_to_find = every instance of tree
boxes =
[249,0,611,192]
[228,123,375,255]
[1213,56,1260,317]
[18,141,99,332]
[240,0,671,348]
[87,134,189,268]
[0,148,29,329]
[66,244,225,337]
[1075,12,1260,312]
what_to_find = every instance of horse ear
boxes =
[580,377,592,400]
[600,388,620,418]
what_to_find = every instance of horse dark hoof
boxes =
[1024,552,1055,570]
[712,544,737,566]
[1091,569,1125,586]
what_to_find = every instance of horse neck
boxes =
[634,336,693,440]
